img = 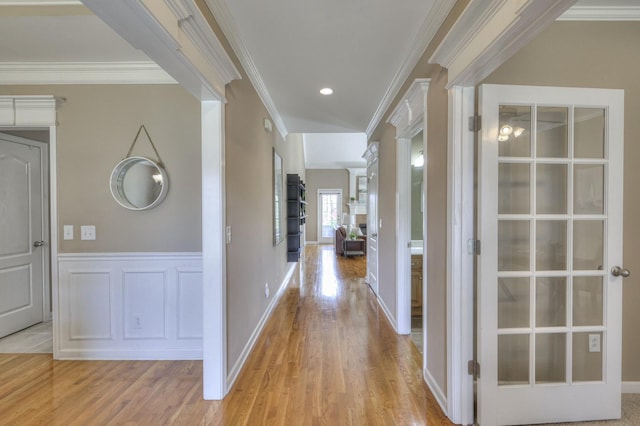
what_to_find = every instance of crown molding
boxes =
[204,0,288,139]
[0,0,82,4]
[364,0,455,139]
[430,0,575,88]
[558,5,640,21]
[388,79,430,138]
[0,61,176,85]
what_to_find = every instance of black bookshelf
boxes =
[286,174,306,262]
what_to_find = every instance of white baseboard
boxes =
[305,241,318,245]
[226,262,297,389]
[56,348,202,360]
[377,293,398,332]
[425,367,448,415]
[623,381,640,393]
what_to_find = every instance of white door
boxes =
[367,158,379,294]
[0,134,46,339]
[317,189,342,244]
[478,85,625,425]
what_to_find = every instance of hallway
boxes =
[0,245,451,425]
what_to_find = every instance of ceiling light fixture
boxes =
[320,88,333,95]
[500,124,513,136]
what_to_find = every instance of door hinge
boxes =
[469,115,481,132]
[467,239,481,255]
[468,360,480,377]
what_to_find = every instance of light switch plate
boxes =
[81,225,96,240]
[588,334,601,353]
[63,225,74,240]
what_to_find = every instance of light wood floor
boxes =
[0,245,452,425]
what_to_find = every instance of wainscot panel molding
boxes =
[57,253,202,360]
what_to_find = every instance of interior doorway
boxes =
[317,189,342,244]
[0,131,52,353]
[409,131,425,353]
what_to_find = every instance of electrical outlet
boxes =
[80,225,96,240]
[264,283,270,299]
[589,334,601,353]
[226,225,232,244]
[132,314,143,330]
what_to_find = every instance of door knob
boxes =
[611,266,631,278]
[33,240,45,247]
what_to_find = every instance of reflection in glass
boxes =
[573,221,604,270]
[536,277,566,327]
[499,105,531,157]
[575,108,605,159]
[537,107,568,158]
[537,164,567,214]
[499,163,530,214]
[499,221,530,271]
[574,164,604,214]
[573,332,603,382]
[573,277,603,326]
[536,333,566,384]
[498,278,530,329]
[536,220,567,271]
[498,334,529,385]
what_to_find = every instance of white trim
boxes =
[622,382,640,394]
[395,137,411,336]
[57,252,202,261]
[227,263,296,389]
[0,0,81,4]
[55,348,201,360]
[365,1,454,138]
[202,100,226,400]
[305,241,318,245]
[446,86,475,425]
[0,62,176,85]
[559,6,640,21]
[425,367,448,416]
[429,0,575,88]
[204,0,288,139]
[376,293,397,332]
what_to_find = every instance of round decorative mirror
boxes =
[110,156,169,210]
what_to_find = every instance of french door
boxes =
[317,189,341,244]
[478,84,625,425]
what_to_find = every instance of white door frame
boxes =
[0,96,59,355]
[317,189,342,244]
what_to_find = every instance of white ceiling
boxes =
[0,0,638,169]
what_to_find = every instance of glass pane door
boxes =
[479,85,624,425]
[318,191,341,244]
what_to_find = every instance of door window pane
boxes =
[574,164,604,215]
[537,107,568,158]
[320,193,340,238]
[573,277,603,326]
[536,220,567,271]
[499,105,531,157]
[575,108,605,159]
[573,332,603,382]
[499,163,530,214]
[536,333,567,384]
[573,221,604,270]
[498,278,530,329]
[536,277,567,327]
[498,334,530,385]
[537,164,568,214]
[499,221,530,271]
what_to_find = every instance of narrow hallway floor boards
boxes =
[0,245,452,425]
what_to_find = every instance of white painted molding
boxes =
[622,382,640,394]
[387,79,430,139]
[362,141,379,164]
[58,252,202,261]
[164,0,240,85]
[204,0,288,139]
[425,367,448,417]
[0,95,60,126]
[0,0,81,4]
[0,62,175,85]
[56,348,202,360]
[559,6,640,21]
[305,241,318,245]
[226,263,297,389]
[429,0,575,88]
[365,1,454,139]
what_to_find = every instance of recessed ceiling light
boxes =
[320,88,333,95]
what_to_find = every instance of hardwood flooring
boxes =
[0,245,452,425]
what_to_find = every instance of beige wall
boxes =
[0,84,202,253]
[197,2,306,370]
[305,169,349,242]
[482,21,640,381]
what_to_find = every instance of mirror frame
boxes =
[110,156,169,211]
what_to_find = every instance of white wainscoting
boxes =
[57,253,202,360]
